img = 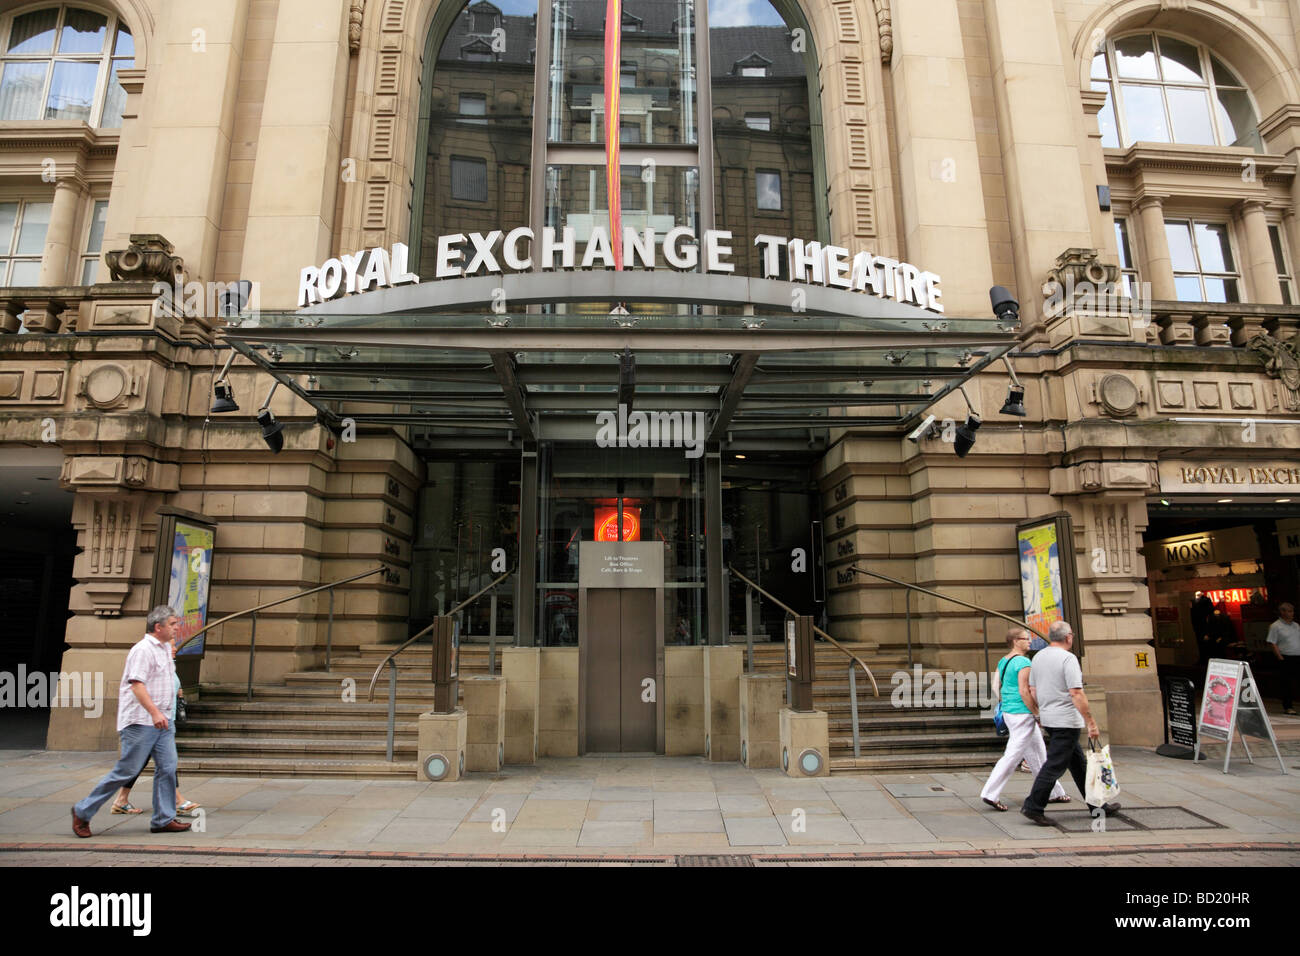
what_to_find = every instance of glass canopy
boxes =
[222,309,1018,445]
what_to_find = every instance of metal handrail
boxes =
[727,564,880,697]
[848,564,1045,677]
[365,568,513,761]
[174,564,389,701]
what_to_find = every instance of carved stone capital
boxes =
[104,234,185,286]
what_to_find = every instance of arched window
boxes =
[1091,32,1260,151]
[0,5,133,128]
[414,0,827,293]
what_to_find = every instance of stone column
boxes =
[888,0,993,317]
[1236,200,1283,305]
[37,179,84,287]
[982,0,1098,333]
[1134,195,1176,301]
[239,0,350,308]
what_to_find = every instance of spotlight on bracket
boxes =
[999,353,1027,417]
[954,415,981,458]
[990,285,1019,323]
[210,350,239,413]
[257,380,284,453]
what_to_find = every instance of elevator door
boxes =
[585,588,657,752]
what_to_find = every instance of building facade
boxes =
[1,0,1298,759]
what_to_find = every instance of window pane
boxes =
[1094,84,1119,147]
[459,92,486,124]
[1269,225,1288,275]
[16,202,51,255]
[756,170,781,210]
[1115,220,1133,268]
[1120,84,1169,141]
[450,156,488,202]
[0,202,16,256]
[1167,87,1215,144]
[1215,87,1259,150]
[548,0,697,145]
[58,8,107,54]
[45,60,98,121]
[1282,281,1293,306]
[1210,55,1241,88]
[619,120,641,143]
[81,256,98,285]
[543,162,699,255]
[1201,276,1236,303]
[7,8,58,54]
[1156,35,1202,83]
[9,258,42,284]
[1174,275,1202,301]
[0,62,48,121]
[1090,51,1109,80]
[85,199,108,253]
[744,113,770,131]
[1194,222,1233,272]
[101,59,131,127]
[1165,222,1197,271]
[114,25,134,57]
[1114,34,1158,79]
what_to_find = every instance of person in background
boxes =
[980,628,1068,812]
[71,606,191,837]
[110,630,201,817]
[1207,602,1237,657]
[1191,592,1215,665]
[1021,620,1120,826]
[1268,602,1299,716]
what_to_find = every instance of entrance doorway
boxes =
[584,588,657,752]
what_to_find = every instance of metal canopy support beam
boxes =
[710,352,758,442]
[705,445,725,646]
[490,351,535,442]
[517,445,538,647]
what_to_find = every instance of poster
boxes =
[1017,522,1064,637]
[1197,659,1240,741]
[169,520,214,656]
[1163,677,1196,747]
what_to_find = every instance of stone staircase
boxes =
[177,643,493,778]
[179,640,1006,777]
[741,641,1006,774]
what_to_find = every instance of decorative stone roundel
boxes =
[1098,373,1139,417]
[84,364,128,409]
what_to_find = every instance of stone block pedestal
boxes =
[502,648,539,764]
[740,674,784,768]
[417,708,467,782]
[779,707,830,777]
[462,676,506,771]
[704,646,742,762]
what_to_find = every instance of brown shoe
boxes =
[71,808,91,838]
[150,819,192,834]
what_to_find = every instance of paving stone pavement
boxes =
[2,740,1297,864]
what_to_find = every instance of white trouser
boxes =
[981,712,1065,803]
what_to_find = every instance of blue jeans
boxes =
[74,723,178,830]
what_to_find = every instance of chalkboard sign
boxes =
[1164,678,1197,747]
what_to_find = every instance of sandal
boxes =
[176,801,202,815]
[110,802,143,815]
[982,797,1009,812]
[1048,795,1071,804]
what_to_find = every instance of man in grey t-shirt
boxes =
[1268,602,1299,716]
[1021,620,1119,825]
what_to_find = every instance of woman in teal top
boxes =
[979,628,1068,812]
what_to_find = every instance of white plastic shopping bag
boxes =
[1085,740,1121,806]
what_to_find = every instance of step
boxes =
[176,755,419,778]
[177,735,416,758]
[181,718,420,738]
[829,751,1005,774]
[828,731,1004,755]
[187,700,431,718]
[827,715,993,735]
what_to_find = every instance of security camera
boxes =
[907,414,937,443]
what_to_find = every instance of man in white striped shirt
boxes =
[71,606,192,837]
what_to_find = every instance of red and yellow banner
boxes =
[604,0,623,269]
